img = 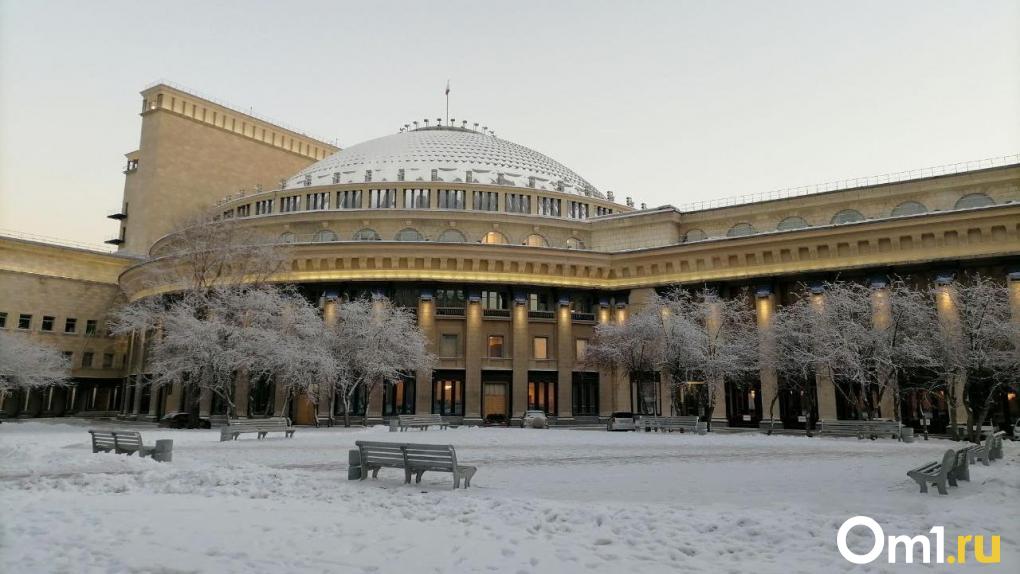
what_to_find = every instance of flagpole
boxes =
[445,80,450,126]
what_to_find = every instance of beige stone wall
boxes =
[0,270,125,379]
[119,86,338,255]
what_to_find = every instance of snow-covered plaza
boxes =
[1,421,1016,573]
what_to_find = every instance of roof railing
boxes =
[0,229,118,253]
[143,79,339,147]
[676,153,1020,213]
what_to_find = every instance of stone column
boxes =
[233,369,250,418]
[464,299,483,423]
[870,281,896,419]
[131,375,143,418]
[556,302,573,420]
[511,299,529,422]
[146,383,159,421]
[613,304,631,410]
[755,288,778,425]
[812,292,839,420]
[273,380,289,418]
[415,295,435,415]
[167,382,183,413]
[597,303,614,417]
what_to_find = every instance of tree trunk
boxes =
[764,394,779,436]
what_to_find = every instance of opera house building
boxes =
[2,83,1018,431]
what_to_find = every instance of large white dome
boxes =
[286,126,602,198]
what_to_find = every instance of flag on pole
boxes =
[445,80,450,96]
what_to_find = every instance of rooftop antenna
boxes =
[445,80,450,126]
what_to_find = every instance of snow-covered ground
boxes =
[0,420,1016,573]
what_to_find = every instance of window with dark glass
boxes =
[472,191,498,211]
[102,353,114,368]
[82,352,94,368]
[435,289,466,308]
[0,312,7,328]
[41,316,55,331]
[572,372,599,416]
[403,189,430,209]
[432,375,464,416]
[528,292,551,312]
[65,318,77,333]
[480,290,507,310]
[383,373,415,416]
[18,314,31,329]
[85,320,98,336]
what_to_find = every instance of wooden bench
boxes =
[89,430,161,459]
[219,417,295,441]
[962,430,1005,466]
[355,440,477,489]
[396,414,448,432]
[645,416,701,433]
[907,449,957,495]
[818,419,901,440]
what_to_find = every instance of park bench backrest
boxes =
[939,448,956,472]
[399,414,443,423]
[402,443,457,471]
[89,431,117,451]
[356,441,408,468]
[114,432,144,451]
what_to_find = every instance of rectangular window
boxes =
[538,197,561,217]
[533,336,549,360]
[596,206,613,216]
[505,193,531,214]
[432,376,464,416]
[102,353,114,368]
[437,189,466,209]
[403,188,430,209]
[306,192,329,210]
[435,289,466,308]
[82,352,94,368]
[480,290,507,310]
[236,204,251,217]
[528,293,551,312]
[41,316,55,331]
[472,191,499,211]
[279,195,300,212]
[85,320,98,337]
[64,318,77,333]
[487,335,504,358]
[18,314,31,329]
[255,199,273,215]
[575,338,589,361]
[368,189,396,208]
[338,190,362,209]
[439,334,459,358]
[0,312,6,328]
[569,201,589,220]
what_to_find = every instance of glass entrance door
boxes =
[483,383,509,421]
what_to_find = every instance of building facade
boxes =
[2,83,1018,429]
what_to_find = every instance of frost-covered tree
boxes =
[765,292,820,435]
[110,286,332,426]
[659,288,759,430]
[0,331,70,400]
[583,307,664,415]
[927,274,1019,442]
[327,297,433,427]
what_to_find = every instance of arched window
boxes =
[352,228,380,241]
[278,232,296,243]
[890,201,927,217]
[524,234,548,247]
[395,228,423,241]
[726,223,756,237]
[954,193,994,210]
[481,231,508,245]
[776,216,809,231]
[683,229,707,242]
[437,229,467,243]
[830,209,865,225]
[565,237,587,250]
[313,229,338,242]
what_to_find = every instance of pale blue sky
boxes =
[1,0,1017,248]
